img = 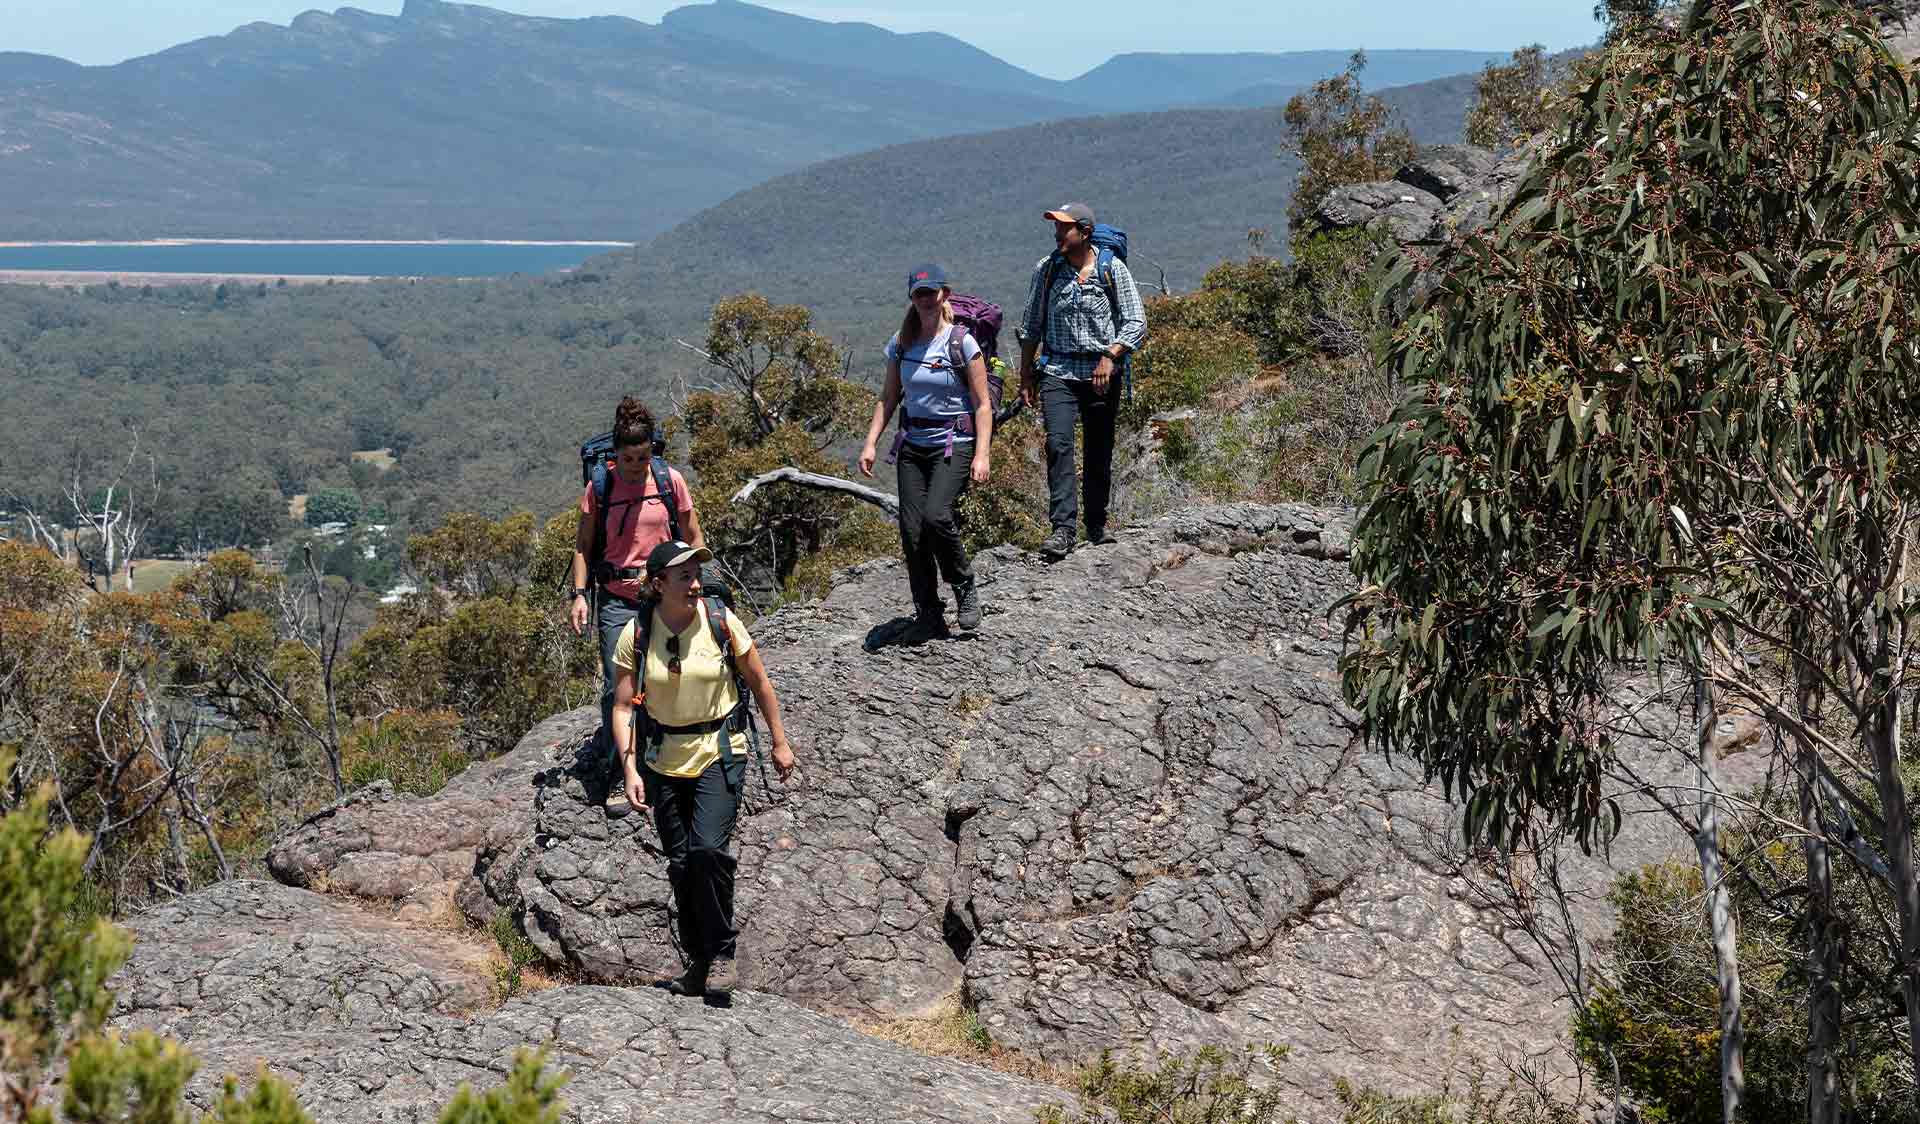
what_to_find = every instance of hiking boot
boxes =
[1085,525,1112,547]
[1040,527,1075,560]
[665,959,710,997]
[953,580,982,631]
[705,955,738,995]
[915,602,948,637]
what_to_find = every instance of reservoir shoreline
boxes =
[0,239,632,282]
[0,238,632,248]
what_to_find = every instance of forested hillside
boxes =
[0,69,1479,539]
[0,275,652,545]
[596,71,1474,357]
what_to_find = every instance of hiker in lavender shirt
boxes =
[858,263,994,634]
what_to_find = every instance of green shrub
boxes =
[341,707,468,796]
[435,1049,567,1124]
[490,910,542,1001]
[1035,1044,1294,1124]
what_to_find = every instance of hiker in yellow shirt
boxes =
[610,539,795,999]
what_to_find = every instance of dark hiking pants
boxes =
[1040,373,1119,535]
[595,594,643,756]
[643,755,746,963]
[896,441,975,613]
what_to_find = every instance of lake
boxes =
[0,240,631,278]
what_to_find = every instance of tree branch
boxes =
[730,467,900,520]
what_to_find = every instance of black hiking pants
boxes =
[896,440,975,614]
[1040,373,1119,536]
[643,754,746,964]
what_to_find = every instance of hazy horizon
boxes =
[6,0,1600,80]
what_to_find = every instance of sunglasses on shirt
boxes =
[665,634,682,677]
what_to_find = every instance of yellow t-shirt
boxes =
[612,600,753,778]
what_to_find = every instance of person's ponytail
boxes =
[613,396,654,449]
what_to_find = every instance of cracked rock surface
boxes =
[248,502,1716,1113]
[113,880,1061,1123]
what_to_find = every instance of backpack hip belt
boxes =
[592,562,647,583]
[638,703,747,768]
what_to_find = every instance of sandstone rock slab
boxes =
[113,879,1065,1124]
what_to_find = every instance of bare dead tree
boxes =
[730,466,900,520]
[61,434,154,593]
[280,543,353,796]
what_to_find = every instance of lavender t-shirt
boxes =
[885,325,982,446]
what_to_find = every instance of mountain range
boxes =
[0,0,1508,240]
[581,69,1482,354]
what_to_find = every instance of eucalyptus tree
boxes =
[1340,0,1920,1117]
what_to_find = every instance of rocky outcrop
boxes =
[234,503,1716,1115]
[1313,142,1530,247]
[114,880,1063,1123]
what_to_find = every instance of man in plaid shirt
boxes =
[1016,201,1149,560]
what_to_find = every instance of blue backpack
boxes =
[1039,223,1136,399]
[578,429,680,589]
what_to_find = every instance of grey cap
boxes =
[1043,202,1095,226]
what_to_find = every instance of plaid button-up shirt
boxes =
[1016,251,1149,382]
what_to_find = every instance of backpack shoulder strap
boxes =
[650,455,682,544]
[589,459,613,572]
[946,327,970,371]
[705,595,733,663]
[705,595,748,698]
[1037,252,1065,340]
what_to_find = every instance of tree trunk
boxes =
[1867,675,1920,1089]
[1797,741,1842,1124]
[1863,524,1920,1086]
[1692,674,1744,1124]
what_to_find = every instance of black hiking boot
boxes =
[705,955,739,996]
[1084,525,1112,547]
[665,959,710,997]
[915,601,948,638]
[953,580,982,631]
[1040,527,1075,560]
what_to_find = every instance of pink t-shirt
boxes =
[580,464,693,603]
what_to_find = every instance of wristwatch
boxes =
[568,587,589,601]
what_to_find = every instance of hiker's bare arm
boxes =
[611,666,649,808]
[568,492,595,633]
[966,354,992,483]
[858,360,905,478]
[736,642,795,778]
[682,503,705,551]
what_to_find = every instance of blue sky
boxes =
[5,0,1602,77]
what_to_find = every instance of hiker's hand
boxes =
[970,452,990,484]
[771,738,796,781]
[568,595,589,635]
[623,770,648,812]
[1020,372,1038,408]
[857,442,877,478]
[1091,355,1114,393]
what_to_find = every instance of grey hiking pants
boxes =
[596,594,643,754]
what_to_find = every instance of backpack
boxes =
[1039,223,1139,399]
[578,429,681,589]
[939,302,1024,428]
[629,592,767,797]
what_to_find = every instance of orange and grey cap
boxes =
[1043,202,1095,226]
